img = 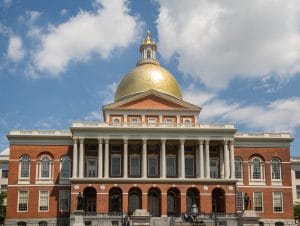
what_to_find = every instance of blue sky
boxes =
[0,0,300,156]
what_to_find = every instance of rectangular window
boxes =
[39,190,49,211]
[18,190,28,212]
[86,158,97,177]
[1,185,7,190]
[210,159,219,178]
[273,192,283,212]
[166,156,176,177]
[130,155,140,177]
[297,185,300,199]
[185,156,194,177]
[165,118,173,125]
[1,169,8,178]
[235,160,243,179]
[20,161,29,178]
[296,171,300,179]
[59,190,70,211]
[236,192,244,211]
[148,156,158,177]
[253,192,263,212]
[111,155,121,177]
[130,117,138,125]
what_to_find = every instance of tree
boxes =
[0,192,6,224]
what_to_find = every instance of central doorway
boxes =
[83,187,96,213]
[148,188,161,217]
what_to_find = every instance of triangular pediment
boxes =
[103,89,201,111]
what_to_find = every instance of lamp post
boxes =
[190,204,199,225]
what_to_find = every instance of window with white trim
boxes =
[166,156,176,177]
[18,190,28,212]
[2,169,8,178]
[250,157,264,181]
[19,155,30,179]
[165,118,173,126]
[148,155,158,177]
[111,154,121,177]
[185,155,194,177]
[253,192,263,212]
[60,155,71,182]
[112,117,121,125]
[130,155,140,177]
[148,118,157,125]
[273,192,283,212]
[296,171,300,179]
[236,192,244,211]
[297,185,300,199]
[39,190,49,211]
[271,158,281,180]
[37,155,53,182]
[86,157,97,177]
[183,118,191,126]
[59,190,70,211]
[130,117,138,125]
[235,157,243,179]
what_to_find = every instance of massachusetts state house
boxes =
[6,32,295,226]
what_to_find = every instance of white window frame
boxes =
[38,190,49,212]
[112,117,121,126]
[111,154,121,177]
[148,155,158,177]
[253,192,263,212]
[185,155,194,177]
[166,155,176,177]
[17,190,28,212]
[60,155,71,184]
[183,118,191,126]
[130,117,139,125]
[18,155,30,184]
[59,190,70,212]
[36,155,53,184]
[236,191,244,212]
[249,157,265,185]
[85,157,98,178]
[235,157,243,180]
[271,158,282,185]
[165,118,173,126]
[273,192,283,213]
[130,154,141,177]
[147,117,157,126]
[210,158,219,179]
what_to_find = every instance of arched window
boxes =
[37,155,53,182]
[17,222,26,226]
[250,157,264,181]
[235,157,243,179]
[19,155,30,179]
[38,221,48,226]
[271,158,281,180]
[60,155,71,182]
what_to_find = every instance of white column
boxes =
[180,139,185,178]
[224,139,230,179]
[72,138,78,178]
[160,138,166,178]
[123,139,128,178]
[219,146,224,179]
[198,140,204,179]
[205,139,210,178]
[104,138,109,178]
[97,138,103,179]
[142,138,147,178]
[176,115,180,126]
[124,114,128,125]
[79,138,84,178]
[230,140,235,179]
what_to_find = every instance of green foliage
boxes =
[0,192,6,224]
[295,202,300,223]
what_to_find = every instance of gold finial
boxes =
[144,30,154,44]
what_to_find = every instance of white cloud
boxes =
[157,0,300,90]
[33,0,142,76]
[60,9,68,16]
[184,88,300,132]
[7,35,25,62]
[0,147,9,155]
[84,111,102,121]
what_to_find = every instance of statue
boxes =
[77,192,84,210]
[244,193,250,210]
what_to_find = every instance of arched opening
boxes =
[212,188,225,213]
[146,49,151,59]
[38,221,48,226]
[128,187,142,215]
[148,187,161,217]
[83,187,96,213]
[167,187,181,216]
[275,222,284,226]
[109,187,122,213]
[186,187,200,213]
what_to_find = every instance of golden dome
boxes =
[115,62,182,101]
[114,31,182,102]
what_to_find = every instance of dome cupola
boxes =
[114,31,182,102]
